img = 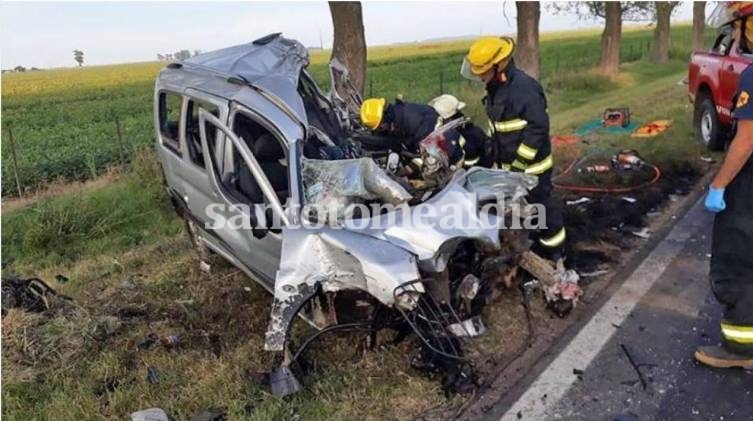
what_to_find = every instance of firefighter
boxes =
[428,94,489,168]
[696,2,753,369]
[360,97,464,165]
[461,36,566,261]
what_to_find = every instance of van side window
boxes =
[186,99,219,168]
[231,113,289,205]
[158,92,182,155]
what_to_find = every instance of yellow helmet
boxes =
[465,37,515,75]
[360,97,387,130]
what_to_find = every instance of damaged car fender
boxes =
[264,225,423,351]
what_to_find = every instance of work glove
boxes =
[704,185,726,213]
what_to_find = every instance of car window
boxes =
[186,99,219,168]
[231,112,289,206]
[158,92,182,155]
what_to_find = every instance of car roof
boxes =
[159,33,310,125]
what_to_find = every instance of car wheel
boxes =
[695,95,725,151]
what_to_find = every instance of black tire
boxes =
[695,94,725,151]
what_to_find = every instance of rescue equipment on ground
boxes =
[631,119,672,138]
[611,149,646,170]
[602,108,631,128]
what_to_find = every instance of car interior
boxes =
[231,113,289,206]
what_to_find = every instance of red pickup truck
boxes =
[689,25,752,150]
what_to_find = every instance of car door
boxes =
[198,109,286,287]
[179,89,230,228]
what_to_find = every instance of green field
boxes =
[1,24,719,420]
[1,24,712,196]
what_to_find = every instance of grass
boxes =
[1,24,721,420]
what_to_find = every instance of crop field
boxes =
[1,25,711,196]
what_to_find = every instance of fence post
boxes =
[7,126,24,198]
[439,71,444,95]
[115,116,127,165]
[369,79,373,98]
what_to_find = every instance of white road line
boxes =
[501,199,706,420]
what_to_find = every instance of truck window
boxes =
[186,99,219,168]
[713,26,734,55]
[158,92,182,155]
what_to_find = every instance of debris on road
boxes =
[137,334,158,350]
[1,276,71,316]
[566,197,592,206]
[629,227,652,239]
[190,407,227,421]
[146,366,160,384]
[699,156,715,163]
[160,334,181,350]
[620,343,648,390]
[131,408,169,421]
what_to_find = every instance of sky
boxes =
[1,1,699,69]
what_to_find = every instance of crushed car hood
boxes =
[266,166,538,351]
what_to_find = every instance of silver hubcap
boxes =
[701,111,713,145]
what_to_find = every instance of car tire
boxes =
[695,95,725,151]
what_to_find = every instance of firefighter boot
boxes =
[694,345,753,369]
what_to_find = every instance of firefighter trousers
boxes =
[710,162,753,355]
[527,170,566,259]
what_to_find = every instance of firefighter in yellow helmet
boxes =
[694,1,753,370]
[462,36,566,261]
[360,97,465,165]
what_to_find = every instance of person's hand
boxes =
[704,185,726,213]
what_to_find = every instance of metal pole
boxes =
[7,126,24,198]
[369,79,373,98]
[439,71,444,95]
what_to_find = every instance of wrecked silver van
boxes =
[154,33,573,395]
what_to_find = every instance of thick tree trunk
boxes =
[515,1,541,80]
[328,1,367,95]
[599,2,622,76]
[692,1,706,52]
[652,1,672,63]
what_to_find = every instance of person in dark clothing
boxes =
[462,36,565,261]
[695,2,753,369]
[429,94,490,168]
[360,97,464,165]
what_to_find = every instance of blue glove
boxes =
[704,185,726,213]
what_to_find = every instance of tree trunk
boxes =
[515,1,541,80]
[652,2,672,63]
[599,2,622,76]
[328,1,367,95]
[692,1,706,52]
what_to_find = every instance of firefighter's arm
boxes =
[511,93,549,171]
[712,119,753,189]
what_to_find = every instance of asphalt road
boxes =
[496,198,753,421]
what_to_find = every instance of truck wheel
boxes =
[696,96,725,151]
